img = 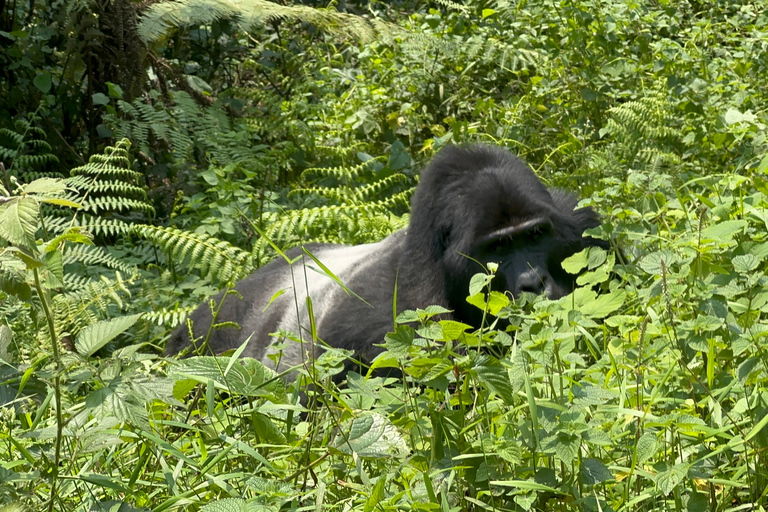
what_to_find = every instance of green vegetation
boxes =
[1,1,768,510]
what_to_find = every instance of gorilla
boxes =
[167,144,608,372]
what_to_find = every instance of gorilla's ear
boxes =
[550,188,601,230]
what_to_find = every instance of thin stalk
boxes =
[34,267,63,512]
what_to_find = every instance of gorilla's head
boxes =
[406,144,607,323]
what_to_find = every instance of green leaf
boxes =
[439,320,471,340]
[636,432,658,463]
[758,154,768,174]
[364,475,386,512]
[562,249,589,274]
[331,413,408,459]
[22,177,67,195]
[33,72,52,93]
[106,82,124,98]
[37,197,82,208]
[75,314,142,357]
[172,356,286,398]
[655,462,689,495]
[638,250,679,275]
[482,8,496,18]
[383,325,415,359]
[567,288,626,318]
[701,219,748,241]
[200,498,246,512]
[469,272,493,295]
[473,357,514,404]
[541,431,580,464]
[732,254,759,273]
[0,197,39,248]
[92,92,110,105]
[581,458,613,484]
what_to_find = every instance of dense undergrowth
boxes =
[1,1,768,511]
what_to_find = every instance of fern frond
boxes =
[62,245,137,274]
[300,157,385,184]
[355,175,411,202]
[138,0,404,44]
[47,217,134,237]
[134,225,254,283]
[143,306,199,327]
[79,197,155,215]
[53,272,137,334]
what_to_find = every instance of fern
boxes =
[134,225,254,283]
[601,94,683,172]
[251,155,413,262]
[53,272,138,335]
[0,112,60,181]
[63,139,154,218]
[104,90,233,165]
[138,0,404,44]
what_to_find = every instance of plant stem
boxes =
[34,268,64,512]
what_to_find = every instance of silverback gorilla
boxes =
[167,144,608,372]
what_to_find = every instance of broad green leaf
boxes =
[22,177,67,195]
[33,72,52,93]
[638,250,678,275]
[701,219,747,241]
[0,197,38,248]
[75,314,142,357]
[172,356,285,398]
[655,462,689,494]
[473,357,514,404]
[541,431,580,464]
[469,272,493,295]
[92,92,109,105]
[562,249,589,274]
[45,229,93,252]
[331,413,408,459]
[732,254,759,273]
[581,458,613,484]
[200,498,246,512]
[439,320,471,340]
[383,325,415,359]
[568,288,626,318]
[636,432,658,463]
[37,197,82,208]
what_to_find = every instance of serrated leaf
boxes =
[701,219,748,241]
[655,462,689,494]
[572,384,616,406]
[541,431,580,464]
[473,357,514,404]
[200,498,246,512]
[22,177,67,195]
[569,288,626,318]
[636,432,658,463]
[395,310,420,323]
[733,254,759,273]
[332,413,408,459]
[439,320,471,340]
[383,325,415,359]
[581,458,613,484]
[637,250,678,275]
[0,197,39,247]
[75,314,142,357]
[562,248,589,274]
[172,356,285,398]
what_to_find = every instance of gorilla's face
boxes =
[474,216,584,300]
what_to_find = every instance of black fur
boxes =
[166,145,607,371]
